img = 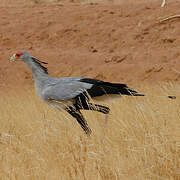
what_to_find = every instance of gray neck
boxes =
[23,59,50,92]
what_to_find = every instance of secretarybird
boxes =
[10,50,146,135]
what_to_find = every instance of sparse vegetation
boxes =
[0,0,180,178]
[0,83,179,179]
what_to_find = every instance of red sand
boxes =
[0,0,180,89]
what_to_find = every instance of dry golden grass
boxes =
[0,83,180,179]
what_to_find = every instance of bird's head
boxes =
[10,50,29,62]
[10,50,48,74]
[10,50,47,63]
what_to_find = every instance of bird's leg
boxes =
[87,103,110,114]
[84,103,110,126]
[66,106,92,136]
[104,114,109,126]
[100,110,109,144]
[82,103,110,131]
[75,95,110,134]
[75,94,110,114]
[78,100,110,125]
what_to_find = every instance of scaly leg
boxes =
[66,106,92,136]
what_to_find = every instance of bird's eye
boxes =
[15,52,23,58]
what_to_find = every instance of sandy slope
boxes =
[0,0,180,89]
[0,1,180,179]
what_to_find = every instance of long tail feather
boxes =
[80,78,144,97]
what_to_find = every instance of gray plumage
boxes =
[10,50,145,136]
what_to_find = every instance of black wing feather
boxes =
[79,78,144,97]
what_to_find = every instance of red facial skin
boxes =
[15,52,23,58]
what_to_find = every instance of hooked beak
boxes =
[10,54,18,62]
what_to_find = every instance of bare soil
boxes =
[0,1,180,179]
[0,0,180,89]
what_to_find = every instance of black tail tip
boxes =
[168,96,176,99]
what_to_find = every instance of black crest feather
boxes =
[31,57,48,74]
